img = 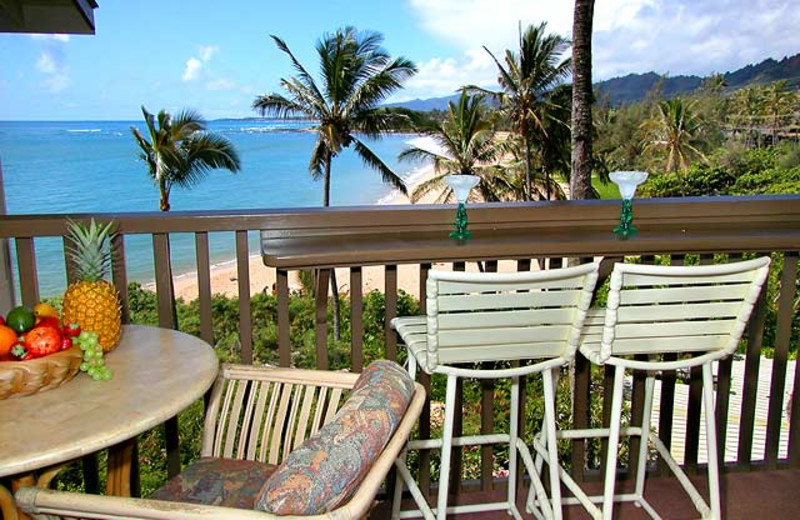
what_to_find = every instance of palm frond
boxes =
[270,35,326,104]
[352,138,407,194]
[308,139,327,180]
[252,92,315,119]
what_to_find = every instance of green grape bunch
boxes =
[76,331,113,381]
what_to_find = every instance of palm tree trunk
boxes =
[159,181,170,212]
[524,141,533,201]
[569,0,596,200]
[322,155,342,341]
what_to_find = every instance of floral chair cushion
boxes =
[150,457,277,509]
[255,360,415,515]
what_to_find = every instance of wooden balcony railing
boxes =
[1,195,799,500]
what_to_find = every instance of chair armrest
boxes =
[327,381,426,519]
[15,487,270,520]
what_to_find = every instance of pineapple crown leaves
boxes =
[65,218,119,282]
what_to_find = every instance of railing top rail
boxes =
[1,195,799,239]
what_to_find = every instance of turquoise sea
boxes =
[0,120,423,297]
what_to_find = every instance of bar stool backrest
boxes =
[599,257,771,362]
[424,262,599,370]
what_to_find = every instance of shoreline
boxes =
[149,161,444,301]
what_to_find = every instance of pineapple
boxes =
[62,219,122,352]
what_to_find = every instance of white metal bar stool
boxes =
[529,256,771,520]
[391,262,600,520]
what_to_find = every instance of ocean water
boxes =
[0,120,423,297]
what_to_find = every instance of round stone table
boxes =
[0,325,219,518]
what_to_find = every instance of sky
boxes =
[0,0,798,121]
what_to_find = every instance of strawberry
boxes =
[11,343,29,360]
[25,326,62,357]
[60,336,73,351]
[63,323,81,337]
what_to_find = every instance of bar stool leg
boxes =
[543,368,563,520]
[437,374,458,520]
[602,366,626,520]
[703,363,722,520]
[634,375,656,501]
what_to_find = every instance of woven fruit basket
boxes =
[0,346,83,400]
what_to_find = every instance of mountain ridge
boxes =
[388,53,800,110]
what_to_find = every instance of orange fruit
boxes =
[0,325,18,357]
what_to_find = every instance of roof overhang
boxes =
[0,0,98,34]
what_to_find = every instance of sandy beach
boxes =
[154,162,434,302]
[155,161,521,302]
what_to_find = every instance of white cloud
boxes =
[36,52,57,74]
[397,48,496,101]
[29,33,71,93]
[182,44,220,82]
[29,34,70,43]
[198,45,218,62]
[206,78,235,91]
[408,0,800,89]
[182,57,203,82]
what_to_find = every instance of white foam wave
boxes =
[66,129,101,133]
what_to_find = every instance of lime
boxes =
[6,305,36,334]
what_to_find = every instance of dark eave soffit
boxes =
[0,0,98,34]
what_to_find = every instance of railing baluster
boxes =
[194,232,213,345]
[111,235,129,324]
[596,256,624,475]
[151,232,180,479]
[385,264,398,361]
[765,252,798,468]
[277,269,290,367]
[236,231,252,364]
[350,267,363,372]
[657,254,681,475]
[418,263,432,499]
[15,237,39,306]
[738,254,769,467]
[684,254,713,473]
[452,261,465,492]
[63,236,76,284]
[480,260,498,491]
[315,269,330,370]
[715,253,741,472]
[151,233,175,329]
[514,259,530,496]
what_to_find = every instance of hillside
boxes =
[596,53,800,105]
[389,53,800,110]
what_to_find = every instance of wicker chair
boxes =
[16,363,426,520]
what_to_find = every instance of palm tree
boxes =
[252,27,416,206]
[253,27,416,339]
[641,98,706,173]
[763,80,793,145]
[400,92,509,202]
[570,0,596,200]
[131,107,241,212]
[471,23,571,200]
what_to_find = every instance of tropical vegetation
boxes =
[471,22,571,201]
[400,92,509,202]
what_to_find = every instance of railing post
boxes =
[0,160,15,315]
